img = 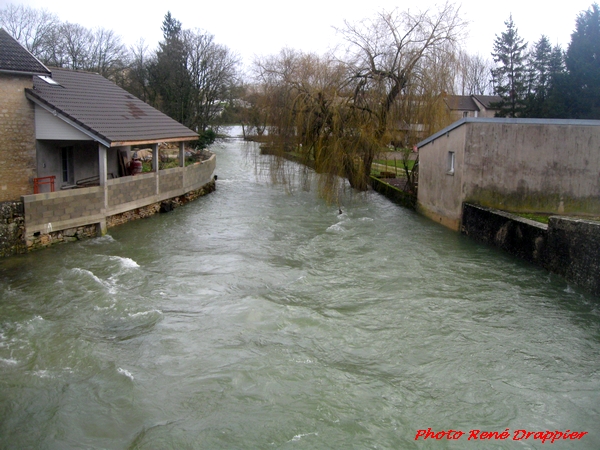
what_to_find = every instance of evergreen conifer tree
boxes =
[491,15,528,117]
[565,3,600,119]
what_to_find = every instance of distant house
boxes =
[416,117,600,230]
[0,29,216,254]
[444,95,501,121]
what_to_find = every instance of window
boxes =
[447,151,455,175]
[37,75,61,86]
[462,111,468,118]
[61,146,74,183]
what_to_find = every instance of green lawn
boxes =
[373,159,417,170]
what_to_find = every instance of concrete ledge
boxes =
[370,177,417,210]
[461,203,547,264]
[461,203,600,296]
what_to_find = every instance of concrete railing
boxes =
[22,153,216,238]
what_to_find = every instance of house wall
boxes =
[35,105,91,140]
[37,140,100,189]
[417,125,467,230]
[22,154,216,248]
[462,121,600,215]
[417,119,600,230]
[0,74,37,201]
[471,99,497,118]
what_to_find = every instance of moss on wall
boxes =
[465,188,600,217]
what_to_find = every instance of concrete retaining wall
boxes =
[370,177,417,209]
[462,203,600,296]
[13,154,216,253]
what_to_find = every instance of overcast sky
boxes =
[4,0,596,68]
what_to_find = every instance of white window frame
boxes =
[447,151,455,175]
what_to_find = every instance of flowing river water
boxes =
[1,128,599,449]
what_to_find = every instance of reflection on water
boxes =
[1,127,599,449]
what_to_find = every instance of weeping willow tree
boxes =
[252,2,465,201]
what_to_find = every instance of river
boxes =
[1,128,599,449]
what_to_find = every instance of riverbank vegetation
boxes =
[0,6,240,149]
[246,3,464,202]
[2,2,598,197]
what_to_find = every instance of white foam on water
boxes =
[86,234,116,245]
[32,370,52,378]
[128,309,162,318]
[326,223,345,233]
[72,268,117,294]
[109,256,140,269]
[290,432,318,442]
[0,357,18,365]
[117,367,134,381]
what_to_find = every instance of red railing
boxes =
[33,176,56,194]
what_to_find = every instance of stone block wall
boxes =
[461,203,600,296]
[184,158,216,191]
[159,169,184,195]
[461,204,547,264]
[0,74,36,201]
[545,217,600,296]
[107,174,156,208]
[23,187,104,234]
[14,154,216,254]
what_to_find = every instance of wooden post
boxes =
[179,142,185,168]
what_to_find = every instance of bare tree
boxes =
[185,29,240,133]
[0,4,59,56]
[334,2,465,189]
[454,51,493,95]
[87,27,128,80]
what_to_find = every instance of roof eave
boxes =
[111,136,199,147]
[26,89,199,148]
[26,89,112,147]
[0,68,51,77]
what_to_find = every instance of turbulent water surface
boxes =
[1,128,599,449]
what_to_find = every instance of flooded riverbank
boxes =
[1,128,599,448]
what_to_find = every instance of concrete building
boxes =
[0,29,216,255]
[416,117,600,230]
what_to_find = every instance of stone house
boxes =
[0,29,216,255]
[444,95,501,121]
[416,117,600,230]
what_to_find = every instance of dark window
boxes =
[61,146,74,183]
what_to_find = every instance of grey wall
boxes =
[417,119,600,230]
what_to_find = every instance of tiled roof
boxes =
[472,95,501,109]
[0,28,50,75]
[26,67,198,146]
[444,95,479,111]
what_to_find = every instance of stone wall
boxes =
[461,203,600,296]
[0,202,26,257]
[107,180,215,228]
[14,155,216,254]
[23,186,105,237]
[370,177,417,210]
[0,74,36,201]
[545,217,600,296]
[27,224,98,250]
